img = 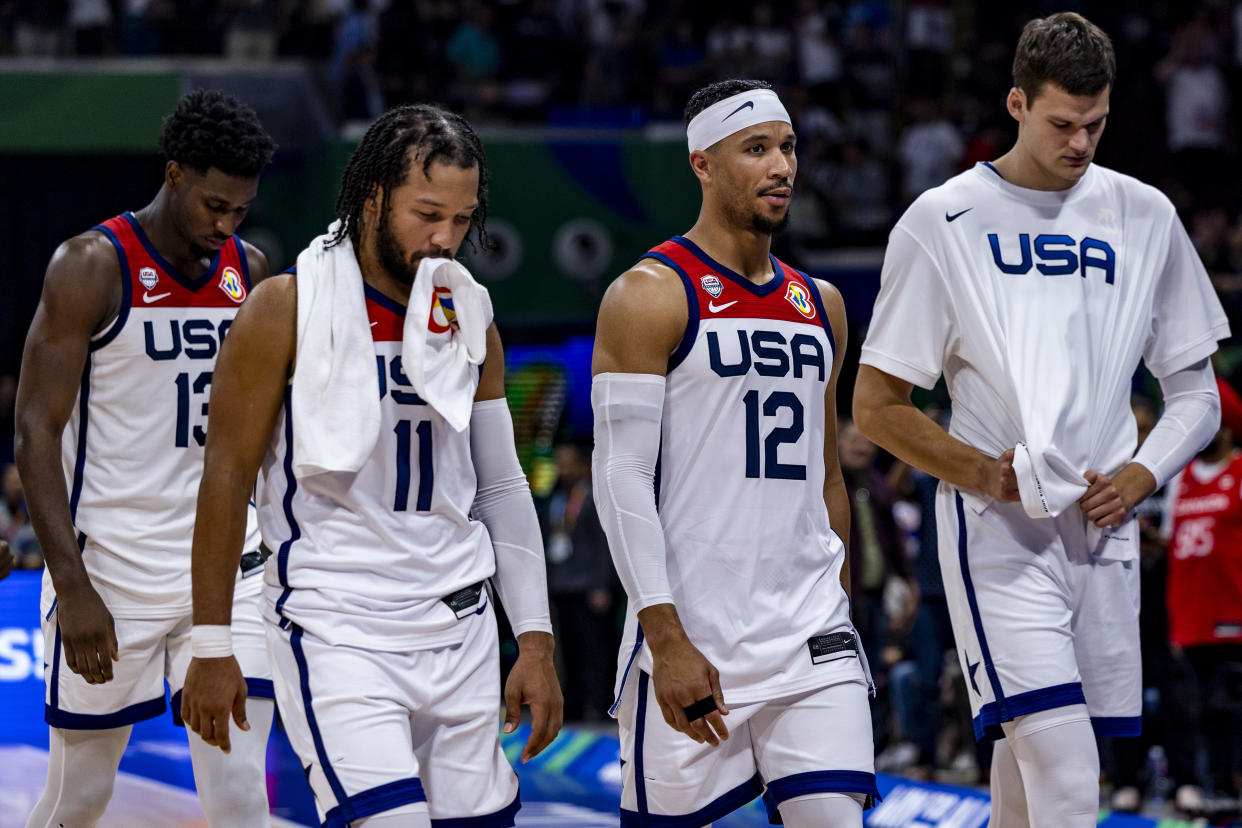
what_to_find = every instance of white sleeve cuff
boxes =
[1133,360,1221,488]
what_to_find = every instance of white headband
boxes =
[686,89,792,152]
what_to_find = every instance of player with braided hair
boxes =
[329,103,490,253]
[17,89,276,826]
[182,103,560,827]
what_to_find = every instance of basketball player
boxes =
[180,105,561,827]
[853,14,1228,827]
[15,91,277,826]
[592,80,876,826]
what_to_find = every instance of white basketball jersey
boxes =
[52,212,261,618]
[861,163,1229,500]
[615,236,862,709]
[257,283,496,652]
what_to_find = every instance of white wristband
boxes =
[191,624,233,659]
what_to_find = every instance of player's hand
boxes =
[56,583,119,684]
[182,655,250,754]
[503,631,563,762]
[1079,470,1127,528]
[0,540,13,581]
[984,449,1021,503]
[649,634,730,747]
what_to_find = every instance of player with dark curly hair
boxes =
[17,89,277,826]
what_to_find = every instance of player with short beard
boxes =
[591,79,877,826]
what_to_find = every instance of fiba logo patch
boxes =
[700,274,724,298]
[139,267,159,290]
[428,287,456,334]
[785,282,816,319]
[218,267,247,303]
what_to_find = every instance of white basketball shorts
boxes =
[617,674,876,825]
[937,484,1141,741]
[43,565,272,729]
[265,597,519,828]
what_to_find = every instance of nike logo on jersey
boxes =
[723,101,754,121]
[708,300,738,313]
[371,321,379,327]
[142,291,172,303]
[945,208,972,222]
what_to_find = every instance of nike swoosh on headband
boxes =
[722,101,755,121]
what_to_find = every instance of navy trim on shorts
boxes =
[46,695,166,730]
[1091,715,1141,738]
[246,677,276,699]
[642,251,698,373]
[89,223,133,350]
[761,770,879,820]
[49,626,62,709]
[608,626,645,717]
[68,360,92,522]
[621,774,764,826]
[429,791,521,827]
[274,387,300,624]
[169,678,274,727]
[634,670,650,816]
[956,492,1010,730]
[290,624,352,820]
[322,777,428,828]
[972,681,1087,742]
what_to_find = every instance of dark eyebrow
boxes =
[414,197,479,214]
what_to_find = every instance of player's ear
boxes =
[689,149,712,184]
[1006,88,1026,123]
[166,161,182,190]
[363,184,382,221]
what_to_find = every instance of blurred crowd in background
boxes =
[2,0,1241,821]
[2,1,1242,255]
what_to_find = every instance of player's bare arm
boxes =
[854,365,1020,503]
[472,322,564,762]
[15,234,123,685]
[594,261,731,747]
[182,273,295,753]
[814,279,853,596]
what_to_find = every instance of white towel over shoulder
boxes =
[290,232,492,481]
[291,225,381,479]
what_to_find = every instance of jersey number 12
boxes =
[743,390,806,480]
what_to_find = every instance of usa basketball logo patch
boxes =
[218,267,247,303]
[785,282,816,319]
[139,267,159,290]
[700,274,724,298]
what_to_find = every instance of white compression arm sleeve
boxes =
[1133,359,1221,487]
[470,398,552,637]
[591,372,671,613]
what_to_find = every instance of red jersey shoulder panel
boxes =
[96,214,250,310]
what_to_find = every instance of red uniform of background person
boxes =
[1164,376,1242,807]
